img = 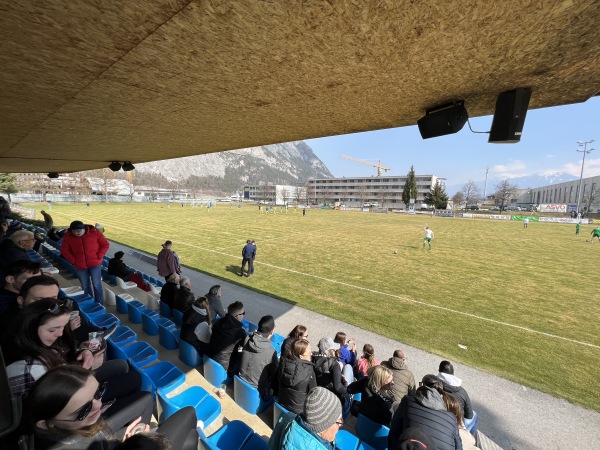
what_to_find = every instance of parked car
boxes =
[490,206,500,211]
[467,205,479,210]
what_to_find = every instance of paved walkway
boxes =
[108,241,600,450]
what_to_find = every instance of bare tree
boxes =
[583,183,600,216]
[451,191,464,208]
[495,179,518,211]
[461,180,480,208]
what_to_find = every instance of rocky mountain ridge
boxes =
[135,141,332,192]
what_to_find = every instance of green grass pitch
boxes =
[28,202,600,411]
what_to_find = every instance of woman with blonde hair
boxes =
[348,365,396,426]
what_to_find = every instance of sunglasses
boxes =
[47,299,73,314]
[55,382,107,422]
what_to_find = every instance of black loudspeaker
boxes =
[417,102,468,139]
[488,88,532,143]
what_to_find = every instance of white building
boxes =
[243,183,306,205]
[524,175,600,214]
[307,175,440,208]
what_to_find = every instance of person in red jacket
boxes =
[60,220,109,304]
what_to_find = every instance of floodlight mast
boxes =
[575,140,595,216]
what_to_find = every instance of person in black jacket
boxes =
[205,301,247,373]
[280,324,308,361]
[389,374,463,450]
[276,338,317,414]
[160,273,179,310]
[347,365,396,426]
[205,284,225,319]
[437,360,477,434]
[173,277,195,313]
[180,296,211,356]
[107,251,150,292]
[313,337,350,415]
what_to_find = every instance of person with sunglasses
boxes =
[19,365,195,450]
[269,386,343,450]
[4,299,140,408]
[205,301,247,375]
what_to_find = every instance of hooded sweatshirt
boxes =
[381,356,417,402]
[239,333,278,389]
[438,372,474,419]
[206,314,246,371]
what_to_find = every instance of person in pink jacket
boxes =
[60,221,109,304]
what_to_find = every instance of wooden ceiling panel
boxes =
[1,0,598,172]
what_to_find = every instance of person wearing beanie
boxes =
[108,251,151,292]
[60,220,109,304]
[269,386,343,450]
[394,427,438,450]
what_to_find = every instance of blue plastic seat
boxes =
[356,414,389,450]
[127,301,148,324]
[203,356,231,388]
[247,322,258,333]
[157,385,221,427]
[90,313,120,329]
[108,326,137,346]
[79,302,106,316]
[142,312,174,336]
[158,323,180,350]
[130,361,185,399]
[233,375,273,415]
[240,434,268,450]
[198,420,254,450]
[179,339,203,367]
[115,294,134,314]
[172,308,183,326]
[273,401,289,427]
[353,392,362,402]
[159,301,172,318]
[335,430,360,450]
[71,293,95,306]
[109,341,158,367]
[141,309,161,335]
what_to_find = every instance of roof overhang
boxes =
[1,0,599,173]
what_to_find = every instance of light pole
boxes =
[575,140,595,216]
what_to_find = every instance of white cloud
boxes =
[490,160,529,178]
[541,158,600,178]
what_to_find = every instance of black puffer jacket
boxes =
[276,357,317,414]
[180,306,209,350]
[389,387,463,450]
[312,354,347,397]
[173,286,194,313]
[160,281,178,309]
[206,314,246,371]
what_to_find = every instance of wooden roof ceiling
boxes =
[1,0,599,173]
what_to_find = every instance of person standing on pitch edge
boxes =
[241,239,256,277]
[423,226,434,250]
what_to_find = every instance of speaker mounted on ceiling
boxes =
[488,88,532,143]
[417,101,468,139]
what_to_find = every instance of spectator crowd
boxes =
[0,213,480,450]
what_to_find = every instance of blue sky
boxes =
[306,96,599,189]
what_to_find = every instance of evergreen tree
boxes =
[424,183,449,209]
[402,165,418,206]
[0,173,18,202]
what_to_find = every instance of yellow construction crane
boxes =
[340,154,391,176]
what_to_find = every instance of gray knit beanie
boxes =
[303,387,342,433]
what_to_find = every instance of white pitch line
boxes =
[56,213,600,350]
